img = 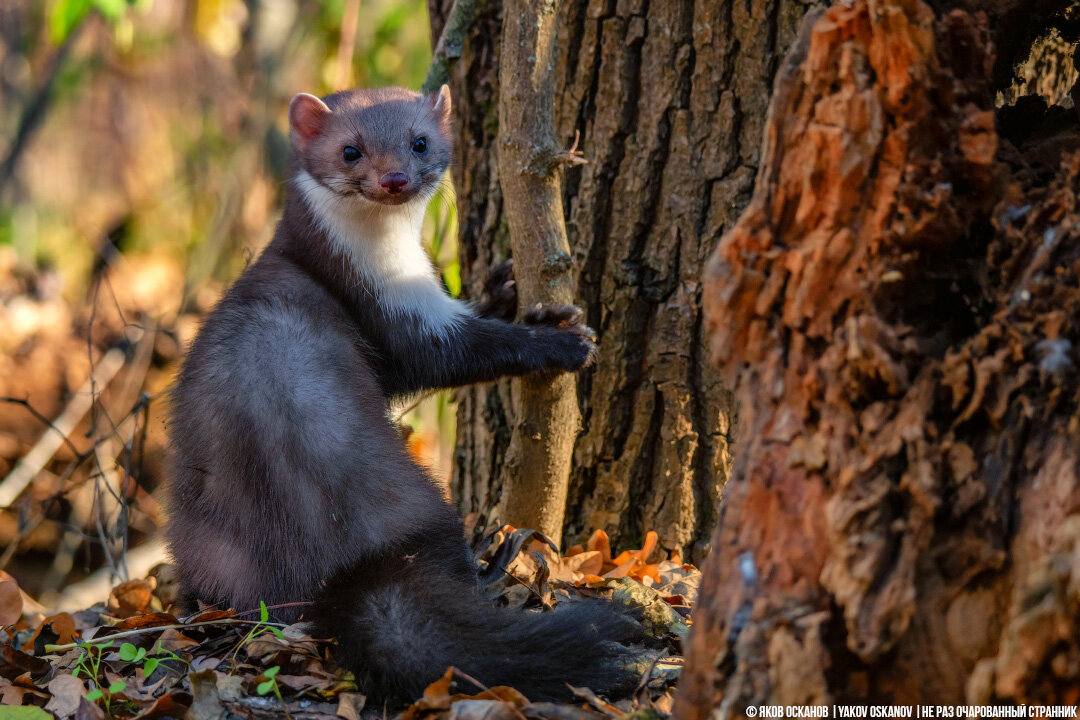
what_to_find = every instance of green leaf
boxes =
[93,0,125,20]
[118,642,138,661]
[269,627,285,640]
[256,680,274,696]
[86,689,103,702]
[442,260,461,298]
[72,667,81,677]
[48,0,93,44]
[107,681,126,694]
[143,657,160,676]
[0,707,55,720]
[259,601,269,623]
[263,666,280,679]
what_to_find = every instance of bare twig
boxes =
[555,129,589,167]
[233,601,314,619]
[0,19,90,198]
[0,348,126,507]
[43,617,291,653]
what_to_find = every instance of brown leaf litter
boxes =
[1,528,697,719]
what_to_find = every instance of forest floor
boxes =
[0,242,693,720]
[0,526,695,720]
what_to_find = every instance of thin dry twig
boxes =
[233,601,314,619]
[0,348,126,508]
[44,618,291,653]
[0,18,89,197]
[557,130,589,167]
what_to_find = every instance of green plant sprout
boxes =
[256,665,281,697]
[118,640,189,678]
[228,601,286,672]
[256,665,291,719]
[72,640,126,715]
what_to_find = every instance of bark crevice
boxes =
[436,0,806,556]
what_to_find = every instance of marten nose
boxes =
[380,172,409,194]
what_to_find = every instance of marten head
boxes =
[288,85,452,207]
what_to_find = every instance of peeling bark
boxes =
[677,0,1080,711]
[430,0,815,558]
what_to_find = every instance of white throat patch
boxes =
[294,170,468,336]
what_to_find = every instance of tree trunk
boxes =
[676,0,1080,711]
[429,0,815,558]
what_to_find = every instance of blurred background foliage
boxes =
[0,0,458,604]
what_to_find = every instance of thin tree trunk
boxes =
[677,0,1080,711]
[494,0,580,541]
[430,0,815,558]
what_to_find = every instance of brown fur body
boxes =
[167,86,641,704]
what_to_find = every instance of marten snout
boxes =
[380,172,409,194]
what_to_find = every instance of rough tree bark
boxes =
[676,0,1080,711]
[494,0,582,541]
[429,0,815,558]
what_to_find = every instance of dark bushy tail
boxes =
[308,547,644,706]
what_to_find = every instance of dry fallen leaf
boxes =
[185,609,235,623]
[108,579,157,618]
[29,612,79,651]
[447,698,517,720]
[0,526,690,718]
[399,667,456,720]
[0,571,23,626]
[44,673,87,719]
[587,530,612,564]
[74,696,106,720]
[0,677,49,705]
[1,637,52,676]
[111,611,179,631]
[186,669,226,720]
[336,692,366,720]
[130,691,190,720]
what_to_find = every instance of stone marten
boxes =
[165,85,641,705]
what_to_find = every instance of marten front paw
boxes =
[475,259,517,321]
[524,302,598,370]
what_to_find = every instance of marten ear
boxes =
[428,84,452,120]
[289,93,331,143]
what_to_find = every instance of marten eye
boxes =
[342,146,362,163]
[412,137,427,154]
